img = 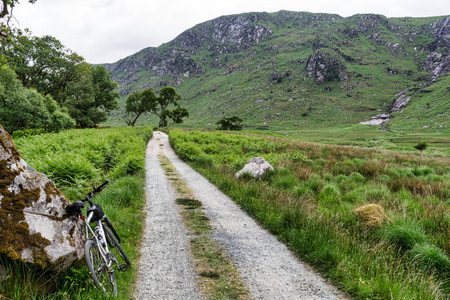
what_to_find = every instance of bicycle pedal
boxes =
[118,263,129,272]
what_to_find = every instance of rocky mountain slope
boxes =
[104,11,450,131]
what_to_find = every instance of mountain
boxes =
[104,11,450,132]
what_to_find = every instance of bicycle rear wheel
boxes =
[85,239,117,297]
[104,225,131,272]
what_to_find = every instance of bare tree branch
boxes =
[1,0,9,19]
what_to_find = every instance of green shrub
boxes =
[409,243,450,273]
[319,184,341,205]
[273,174,298,190]
[349,172,365,183]
[383,218,427,251]
[366,186,391,201]
[41,153,99,185]
[412,167,433,177]
[195,156,215,168]
[175,141,202,161]
[109,154,143,179]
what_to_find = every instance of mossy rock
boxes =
[0,125,84,272]
[354,203,388,228]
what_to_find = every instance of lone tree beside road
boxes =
[125,88,157,127]
[125,86,188,127]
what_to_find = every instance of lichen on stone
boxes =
[0,125,84,272]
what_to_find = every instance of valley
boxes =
[104,11,449,151]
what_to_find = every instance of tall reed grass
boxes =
[170,129,450,299]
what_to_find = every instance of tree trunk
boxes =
[131,112,142,127]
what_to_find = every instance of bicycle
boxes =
[65,180,131,297]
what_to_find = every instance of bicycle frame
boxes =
[83,212,114,269]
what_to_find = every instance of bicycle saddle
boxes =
[66,201,84,216]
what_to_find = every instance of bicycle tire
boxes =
[104,225,131,271]
[85,239,117,297]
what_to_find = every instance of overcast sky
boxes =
[12,0,450,64]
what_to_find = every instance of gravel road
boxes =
[135,132,199,299]
[135,131,347,300]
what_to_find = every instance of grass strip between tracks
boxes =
[158,154,251,299]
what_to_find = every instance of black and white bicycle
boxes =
[66,180,131,297]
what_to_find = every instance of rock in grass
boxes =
[0,125,84,272]
[354,203,388,228]
[235,157,274,179]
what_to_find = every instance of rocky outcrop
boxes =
[0,125,84,272]
[106,47,204,86]
[170,13,273,50]
[360,89,411,126]
[305,49,347,85]
[424,17,450,80]
[235,157,274,179]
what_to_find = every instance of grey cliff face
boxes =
[424,17,450,79]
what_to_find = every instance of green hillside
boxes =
[104,11,449,152]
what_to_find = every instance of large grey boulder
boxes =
[235,157,274,179]
[0,125,84,272]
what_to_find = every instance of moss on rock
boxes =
[354,203,388,228]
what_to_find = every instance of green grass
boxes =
[169,129,450,299]
[1,126,152,299]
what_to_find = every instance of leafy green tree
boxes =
[64,63,118,128]
[0,65,74,133]
[125,86,188,128]
[92,65,119,112]
[216,116,243,131]
[125,88,157,126]
[154,86,183,127]
[414,142,428,155]
[1,29,119,128]
[166,106,189,127]
[2,32,84,103]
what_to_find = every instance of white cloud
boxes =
[11,0,450,64]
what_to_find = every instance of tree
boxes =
[64,63,119,128]
[125,88,157,126]
[414,142,428,155]
[154,86,182,127]
[0,65,74,133]
[2,32,84,103]
[216,116,243,131]
[166,106,189,127]
[1,1,37,37]
[125,86,188,128]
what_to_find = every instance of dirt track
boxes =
[135,131,346,300]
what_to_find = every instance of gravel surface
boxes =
[136,131,347,300]
[134,132,200,299]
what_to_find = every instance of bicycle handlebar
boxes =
[94,180,109,194]
[81,180,110,204]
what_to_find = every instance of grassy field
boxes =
[169,129,450,299]
[1,127,152,299]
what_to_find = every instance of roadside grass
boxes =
[158,155,250,299]
[169,129,450,299]
[1,127,152,299]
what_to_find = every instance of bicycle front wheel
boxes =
[85,239,117,297]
